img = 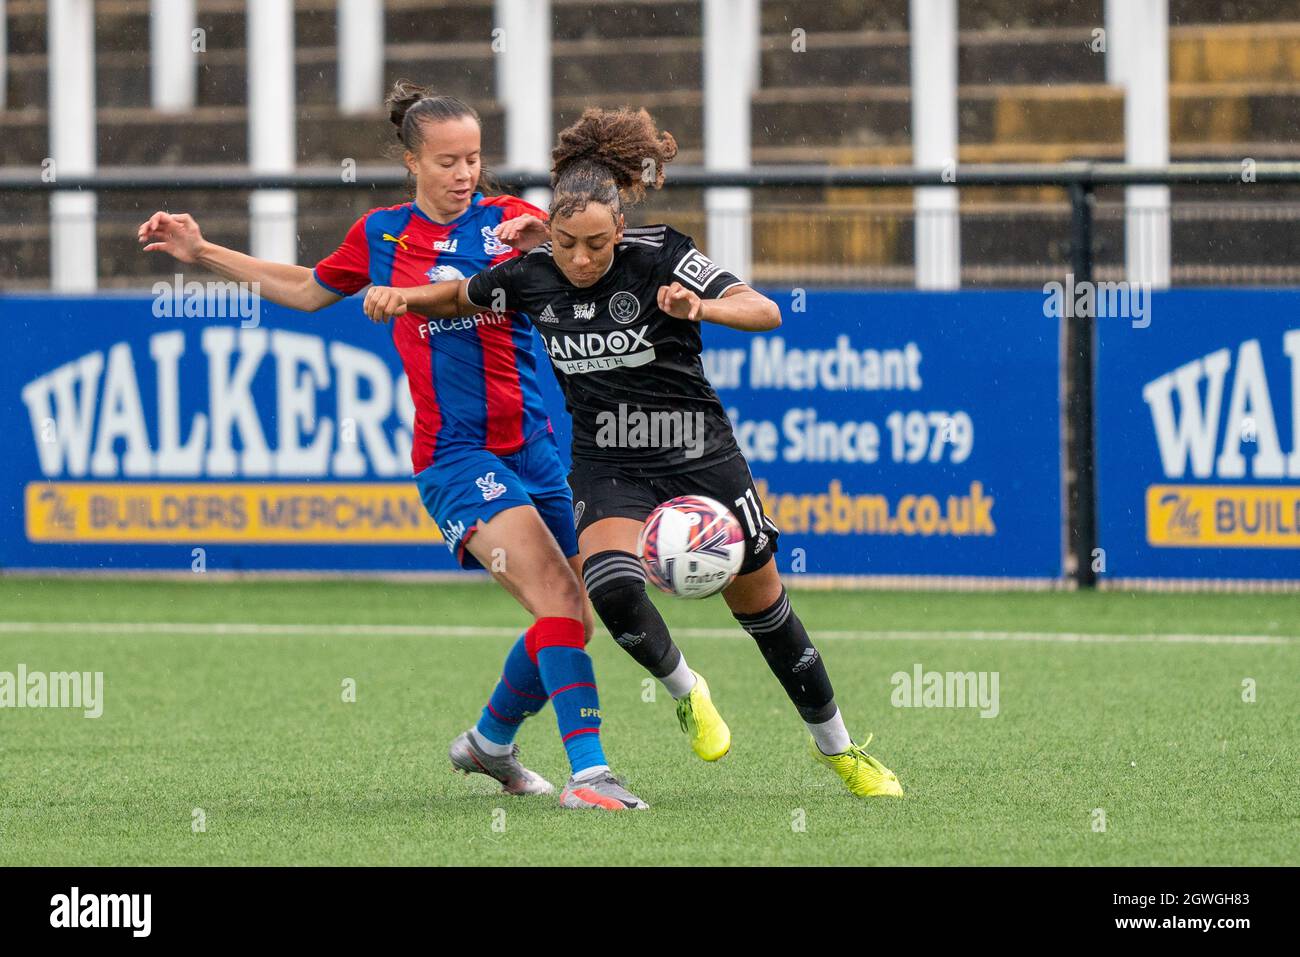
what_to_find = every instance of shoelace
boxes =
[848,735,894,777]
[570,772,643,809]
[676,695,693,735]
[574,770,623,790]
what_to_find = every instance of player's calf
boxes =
[583,550,695,697]
[584,550,731,761]
[726,571,853,757]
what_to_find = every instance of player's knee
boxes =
[582,550,650,627]
[723,556,782,615]
[524,614,587,662]
[540,563,586,622]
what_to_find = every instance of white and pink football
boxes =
[637,495,745,599]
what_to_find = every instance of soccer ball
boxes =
[637,495,745,599]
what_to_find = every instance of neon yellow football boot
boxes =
[810,733,904,797]
[675,671,731,761]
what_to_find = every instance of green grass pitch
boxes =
[1,578,1297,866]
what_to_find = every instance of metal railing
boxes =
[6,160,1300,190]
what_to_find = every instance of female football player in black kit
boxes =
[363,108,902,798]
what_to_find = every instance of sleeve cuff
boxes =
[312,269,351,298]
[463,279,488,308]
[711,279,747,299]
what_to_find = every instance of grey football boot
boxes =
[448,729,555,796]
[559,770,649,810]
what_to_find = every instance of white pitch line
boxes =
[0,622,1294,645]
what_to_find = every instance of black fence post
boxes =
[1066,180,1098,588]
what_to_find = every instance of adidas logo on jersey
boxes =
[619,225,667,249]
[537,303,560,324]
[476,472,508,501]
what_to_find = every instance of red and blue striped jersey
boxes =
[313,192,552,474]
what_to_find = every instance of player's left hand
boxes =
[363,286,407,323]
[494,214,549,252]
[657,282,702,321]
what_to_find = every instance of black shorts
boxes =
[568,452,780,575]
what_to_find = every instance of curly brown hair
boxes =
[549,107,679,220]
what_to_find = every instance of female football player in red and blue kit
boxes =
[364,108,904,799]
[136,82,647,811]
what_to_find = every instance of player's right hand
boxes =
[657,281,702,321]
[363,286,408,323]
[137,211,207,263]
[494,214,549,252]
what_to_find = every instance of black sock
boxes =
[733,588,837,723]
[583,550,682,678]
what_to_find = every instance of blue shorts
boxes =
[414,429,578,571]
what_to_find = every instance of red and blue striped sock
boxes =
[475,634,548,746]
[526,617,607,776]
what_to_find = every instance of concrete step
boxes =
[1169,81,1300,142]
[1171,0,1300,25]
[3,0,498,55]
[9,15,1294,121]
[758,27,1106,90]
[759,0,1104,32]
[552,0,701,40]
[6,25,1114,110]
[754,81,1300,149]
[0,103,509,166]
[9,79,1300,169]
[743,83,1122,148]
[2,45,491,111]
[1172,22,1300,81]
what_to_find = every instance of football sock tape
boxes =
[734,587,839,724]
[583,550,685,679]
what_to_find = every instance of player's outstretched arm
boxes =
[362,279,484,323]
[657,281,781,332]
[137,211,340,313]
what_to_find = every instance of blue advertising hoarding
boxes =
[0,290,1063,579]
[1095,289,1300,580]
[687,291,1063,579]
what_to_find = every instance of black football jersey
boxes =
[465,225,747,475]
